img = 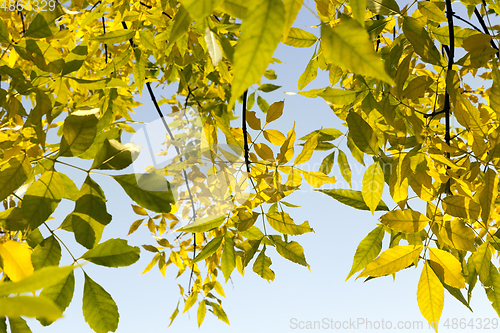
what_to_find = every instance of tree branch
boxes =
[444,0,454,195]
[242,90,250,173]
[474,6,500,57]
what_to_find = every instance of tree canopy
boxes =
[1,0,500,331]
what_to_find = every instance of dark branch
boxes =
[444,0,454,195]
[474,6,500,57]
[102,17,108,63]
[242,90,251,174]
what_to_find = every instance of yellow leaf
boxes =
[294,133,318,165]
[417,262,444,330]
[357,245,422,278]
[379,209,430,233]
[263,129,286,146]
[438,219,476,252]
[361,163,384,215]
[428,247,465,289]
[254,143,274,162]
[300,170,336,188]
[246,110,261,130]
[321,16,393,84]
[471,241,491,284]
[0,241,34,282]
[230,0,285,108]
[277,124,296,164]
[480,168,498,223]
[266,101,284,124]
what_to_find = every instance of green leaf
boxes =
[346,112,378,155]
[321,17,393,84]
[38,270,75,326]
[81,0,109,26]
[259,84,281,93]
[112,173,175,214]
[14,40,65,73]
[91,139,140,170]
[486,265,500,316]
[92,29,135,44]
[337,149,352,186]
[269,236,308,266]
[170,6,192,44]
[192,235,223,264]
[25,13,58,38]
[180,0,224,21]
[0,208,28,231]
[252,248,275,282]
[8,317,31,333]
[81,238,140,268]
[266,211,313,235]
[362,163,384,214]
[221,236,236,283]
[177,214,226,233]
[230,0,285,107]
[0,154,31,203]
[346,225,384,280]
[60,110,99,157]
[0,19,9,44]
[351,0,367,25]
[22,171,68,230]
[0,265,73,297]
[62,44,88,76]
[366,0,400,15]
[69,212,105,249]
[402,16,442,66]
[210,301,230,325]
[74,176,112,227]
[220,0,247,19]
[442,195,481,220]
[298,51,319,90]
[0,297,62,320]
[31,236,61,270]
[316,188,389,211]
[319,151,335,175]
[283,27,317,48]
[283,0,303,40]
[83,274,119,333]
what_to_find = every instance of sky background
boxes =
[22,0,500,332]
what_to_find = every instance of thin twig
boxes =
[474,7,500,57]
[102,17,108,63]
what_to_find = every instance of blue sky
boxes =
[24,1,499,332]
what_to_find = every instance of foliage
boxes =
[0,0,500,331]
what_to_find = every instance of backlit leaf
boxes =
[357,245,422,278]
[266,211,313,235]
[177,214,226,233]
[428,248,466,289]
[321,17,393,84]
[82,274,119,333]
[81,238,140,268]
[192,235,223,264]
[230,0,285,107]
[252,248,275,282]
[283,27,317,48]
[0,297,62,320]
[417,262,444,328]
[0,154,31,203]
[346,225,384,281]
[0,240,33,282]
[112,173,175,214]
[379,209,430,234]
[317,189,389,211]
[31,236,61,270]
[361,163,384,215]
